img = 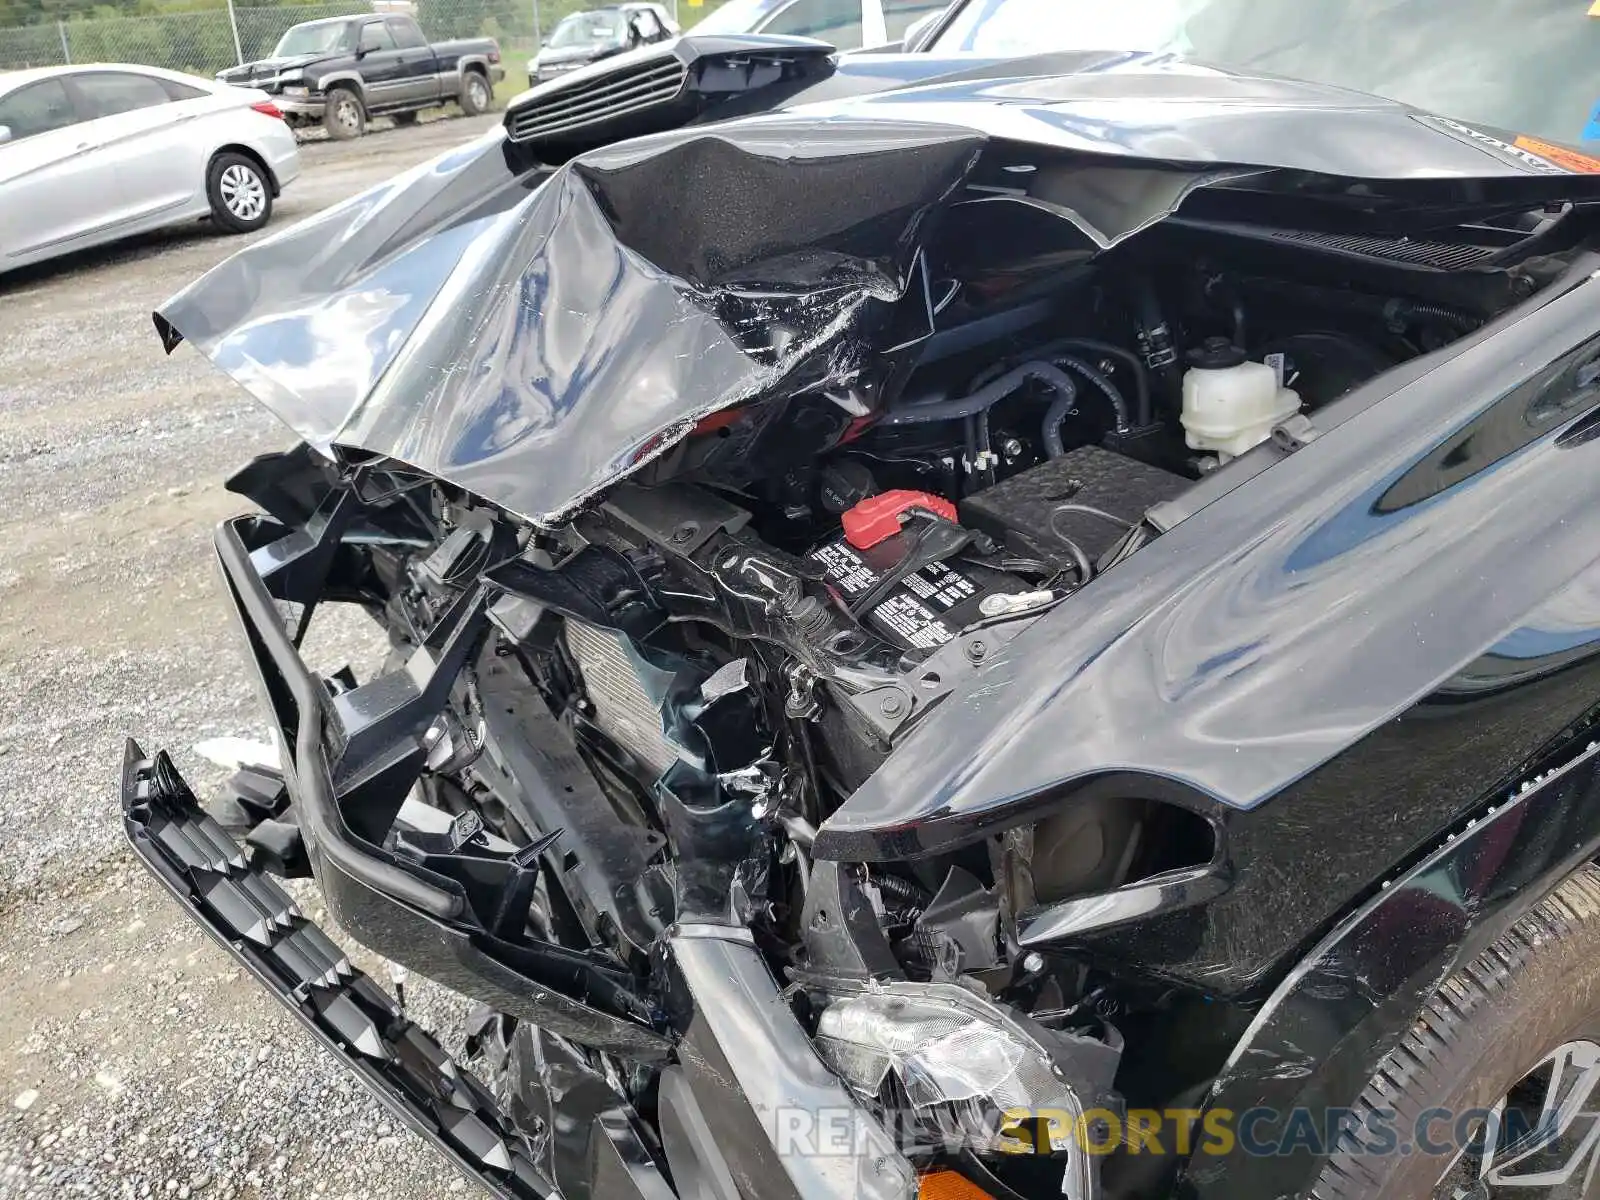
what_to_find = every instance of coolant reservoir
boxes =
[1180,337,1301,459]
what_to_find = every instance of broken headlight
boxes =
[814,981,1121,1172]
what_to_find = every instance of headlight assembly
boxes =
[814,982,1122,1198]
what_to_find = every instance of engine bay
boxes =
[225,204,1582,1197]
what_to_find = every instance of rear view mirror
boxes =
[0,125,12,145]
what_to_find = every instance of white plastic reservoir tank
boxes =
[1180,337,1301,459]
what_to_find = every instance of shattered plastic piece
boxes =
[119,740,557,1200]
[699,658,750,704]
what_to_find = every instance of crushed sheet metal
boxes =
[154,55,1600,528]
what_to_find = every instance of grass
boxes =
[492,69,528,107]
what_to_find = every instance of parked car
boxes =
[0,64,297,276]
[527,4,679,87]
[215,13,504,140]
[492,0,963,157]
[132,0,1600,1198]
[680,0,949,49]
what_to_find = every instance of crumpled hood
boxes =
[155,54,1600,525]
[533,42,626,68]
[217,53,332,81]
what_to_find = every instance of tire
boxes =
[206,152,272,234]
[1312,864,1600,1200]
[322,87,365,140]
[392,110,419,126]
[459,69,490,116]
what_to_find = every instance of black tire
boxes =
[322,87,365,140]
[459,69,491,116]
[1312,864,1600,1200]
[392,110,419,126]
[206,152,272,234]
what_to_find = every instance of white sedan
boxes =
[0,63,301,275]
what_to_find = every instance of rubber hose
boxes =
[1044,338,1153,428]
[1043,354,1131,455]
[882,361,1083,426]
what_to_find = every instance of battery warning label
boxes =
[872,594,954,650]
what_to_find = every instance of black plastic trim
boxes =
[119,739,558,1199]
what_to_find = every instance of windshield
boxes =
[273,20,355,57]
[930,0,1600,148]
[548,10,627,47]
[684,0,785,35]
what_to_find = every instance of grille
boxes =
[563,622,680,779]
[506,57,688,143]
[1266,228,1497,271]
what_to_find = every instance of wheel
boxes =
[459,70,490,116]
[1313,864,1600,1200]
[392,110,419,126]
[206,152,272,234]
[322,87,365,139]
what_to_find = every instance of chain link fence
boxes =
[0,0,726,79]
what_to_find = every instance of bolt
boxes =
[965,639,988,662]
[879,693,906,718]
[1001,438,1024,460]
[670,522,698,545]
[1021,952,1045,974]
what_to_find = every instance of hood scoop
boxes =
[504,34,836,155]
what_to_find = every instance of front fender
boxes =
[1183,731,1600,1198]
[310,70,366,99]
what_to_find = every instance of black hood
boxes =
[158,51,1600,526]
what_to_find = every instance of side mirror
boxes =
[902,9,943,50]
[355,45,369,58]
[0,125,12,145]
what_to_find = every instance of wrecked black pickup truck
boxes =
[216,12,504,139]
[128,0,1600,1198]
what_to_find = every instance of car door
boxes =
[386,17,441,105]
[0,76,114,264]
[355,20,406,108]
[61,71,205,227]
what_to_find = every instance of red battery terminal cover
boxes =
[842,490,959,550]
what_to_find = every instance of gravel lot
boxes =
[0,114,504,1199]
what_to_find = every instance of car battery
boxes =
[809,490,1026,655]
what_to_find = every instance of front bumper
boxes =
[119,741,554,1198]
[122,512,913,1199]
[202,515,670,1058]
[273,93,326,118]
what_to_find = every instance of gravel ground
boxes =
[0,113,504,1199]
